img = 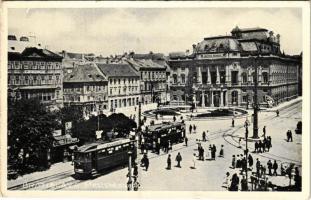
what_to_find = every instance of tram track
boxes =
[8,170,73,190]
[222,101,302,166]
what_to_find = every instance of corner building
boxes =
[168,27,301,108]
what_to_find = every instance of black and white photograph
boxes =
[1,1,310,198]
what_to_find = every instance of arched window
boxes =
[262,72,269,83]
[181,74,186,84]
[232,91,238,105]
[173,74,178,84]
[241,72,248,83]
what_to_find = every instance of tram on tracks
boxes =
[73,138,137,179]
[140,121,186,151]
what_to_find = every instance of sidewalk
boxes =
[264,96,302,112]
[7,161,74,189]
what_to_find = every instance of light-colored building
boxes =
[168,27,301,108]
[8,46,63,109]
[96,63,141,112]
[63,63,108,116]
[126,59,168,105]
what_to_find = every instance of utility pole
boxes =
[138,101,141,131]
[127,151,133,191]
[252,56,259,138]
[245,123,249,191]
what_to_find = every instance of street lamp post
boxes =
[252,56,259,139]
[245,123,249,191]
[127,151,133,191]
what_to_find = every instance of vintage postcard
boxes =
[0,1,310,199]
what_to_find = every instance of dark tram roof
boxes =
[148,122,185,132]
[77,138,131,153]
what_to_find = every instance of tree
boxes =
[56,106,84,136]
[8,98,59,173]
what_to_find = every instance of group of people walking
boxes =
[188,124,197,134]
[166,152,183,169]
[254,136,272,153]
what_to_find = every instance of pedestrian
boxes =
[176,152,182,167]
[168,140,172,151]
[192,153,197,169]
[173,115,176,122]
[185,137,188,146]
[286,130,290,142]
[212,144,217,160]
[189,124,193,134]
[133,162,138,177]
[294,167,302,191]
[141,154,149,171]
[241,156,247,174]
[241,175,248,191]
[248,154,253,169]
[229,173,239,191]
[289,130,293,142]
[236,155,241,168]
[167,154,171,170]
[258,140,263,153]
[266,138,271,152]
[222,172,230,189]
[276,109,279,117]
[232,118,235,127]
[193,124,197,133]
[238,138,242,148]
[202,131,206,142]
[201,147,205,161]
[254,141,258,153]
[267,160,273,176]
[232,155,236,169]
[273,160,278,176]
[262,138,267,152]
[256,158,261,178]
[219,145,224,157]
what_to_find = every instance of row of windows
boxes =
[9,79,61,86]
[64,95,107,102]
[141,71,166,80]
[20,91,59,101]
[8,61,61,70]
[110,97,140,108]
[109,78,138,85]
[63,85,106,93]
[109,86,139,95]
[9,74,60,81]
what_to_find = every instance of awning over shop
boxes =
[53,134,79,147]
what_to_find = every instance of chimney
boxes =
[276,34,280,44]
[192,44,197,54]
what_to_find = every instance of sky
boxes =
[8,8,302,56]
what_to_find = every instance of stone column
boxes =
[201,90,205,107]
[207,67,211,84]
[210,90,214,107]
[220,91,224,107]
[216,66,220,84]
[197,66,202,84]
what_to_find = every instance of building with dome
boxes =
[168,27,301,108]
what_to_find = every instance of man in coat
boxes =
[267,160,273,176]
[175,152,182,168]
[273,160,278,176]
[167,154,171,170]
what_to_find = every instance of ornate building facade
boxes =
[8,47,63,109]
[168,27,301,108]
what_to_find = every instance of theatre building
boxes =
[168,27,301,108]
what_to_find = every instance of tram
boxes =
[73,138,136,179]
[141,122,185,151]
